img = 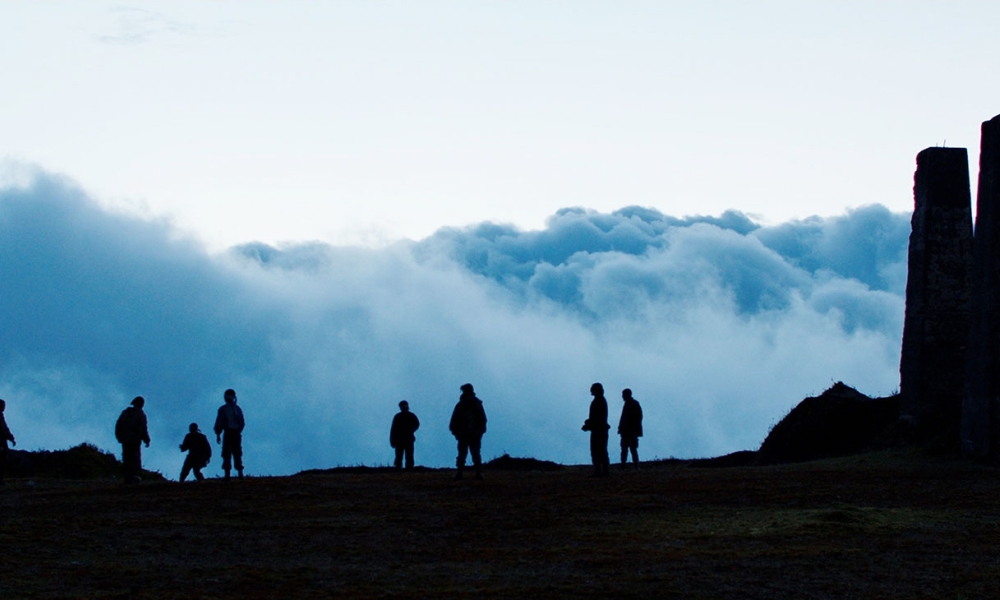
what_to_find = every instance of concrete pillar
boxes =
[963,116,1000,459]
[899,147,973,446]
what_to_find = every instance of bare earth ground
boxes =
[2,450,999,599]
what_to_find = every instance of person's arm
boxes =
[141,414,151,447]
[214,408,224,443]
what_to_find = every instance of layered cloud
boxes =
[0,171,909,477]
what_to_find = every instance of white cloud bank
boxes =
[0,171,908,477]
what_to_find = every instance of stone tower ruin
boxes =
[963,115,1000,459]
[898,147,974,444]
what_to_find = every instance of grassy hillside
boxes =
[1,450,998,599]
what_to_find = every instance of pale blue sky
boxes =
[3,1,999,250]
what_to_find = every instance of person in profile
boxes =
[1,399,16,485]
[581,383,610,477]
[115,396,151,485]
[213,388,245,480]
[390,400,420,470]
[617,388,644,469]
[449,383,487,480]
[179,423,212,482]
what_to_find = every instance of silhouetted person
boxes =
[390,400,420,470]
[582,383,610,477]
[179,423,212,482]
[214,388,245,479]
[1,399,15,485]
[449,383,487,480]
[617,388,644,468]
[115,396,151,485]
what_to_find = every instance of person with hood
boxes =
[582,383,610,477]
[115,396,151,485]
[179,423,212,482]
[449,383,487,480]
[1,399,16,485]
[617,388,644,468]
[389,400,420,470]
[213,388,245,479]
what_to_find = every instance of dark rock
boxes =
[756,382,899,465]
[899,147,973,449]
[963,114,1000,460]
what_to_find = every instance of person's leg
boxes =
[221,435,233,479]
[590,434,601,475]
[404,443,414,469]
[1,446,7,484]
[394,446,404,469]
[620,438,628,466]
[597,431,610,476]
[232,432,244,477]
[470,438,483,479]
[630,441,639,466]
[180,457,191,482]
[122,442,141,484]
[455,440,469,478]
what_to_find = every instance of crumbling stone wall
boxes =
[963,115,1000,459]
[899,147,973,445]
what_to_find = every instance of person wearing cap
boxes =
[179,423,212,482]
[213,388,245,479]
[449,383,488,480]
[582,383,610,477]
[0,399,16,485]
[617,388,644,469]
[115,396,151,485]
[389,400,420,470]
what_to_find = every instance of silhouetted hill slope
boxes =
[5,443,166,481]
[2,452,998,599]
[756,382,899,465]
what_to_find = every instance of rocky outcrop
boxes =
[898,147,973,448]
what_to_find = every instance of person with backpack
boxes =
[115,396,151,485]
[449,383,487,480]
[214,388,245,479]
[179,423,212,482]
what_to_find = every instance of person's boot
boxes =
[224,469,231,480]
[237,468,244,479]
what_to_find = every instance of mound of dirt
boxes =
[756,382,899,465]
[5,443,166,481]
[484,453,564,471]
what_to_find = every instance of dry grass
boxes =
[2,450,999,599]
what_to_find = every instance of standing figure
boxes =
[449,383,488,480]
[582,383,610,477]
[389,400,420,470]
[115,396,151,485]
[617,388,644,468]
[213,388,245,479]
[1,399,16,485]
[179,423,212,482]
